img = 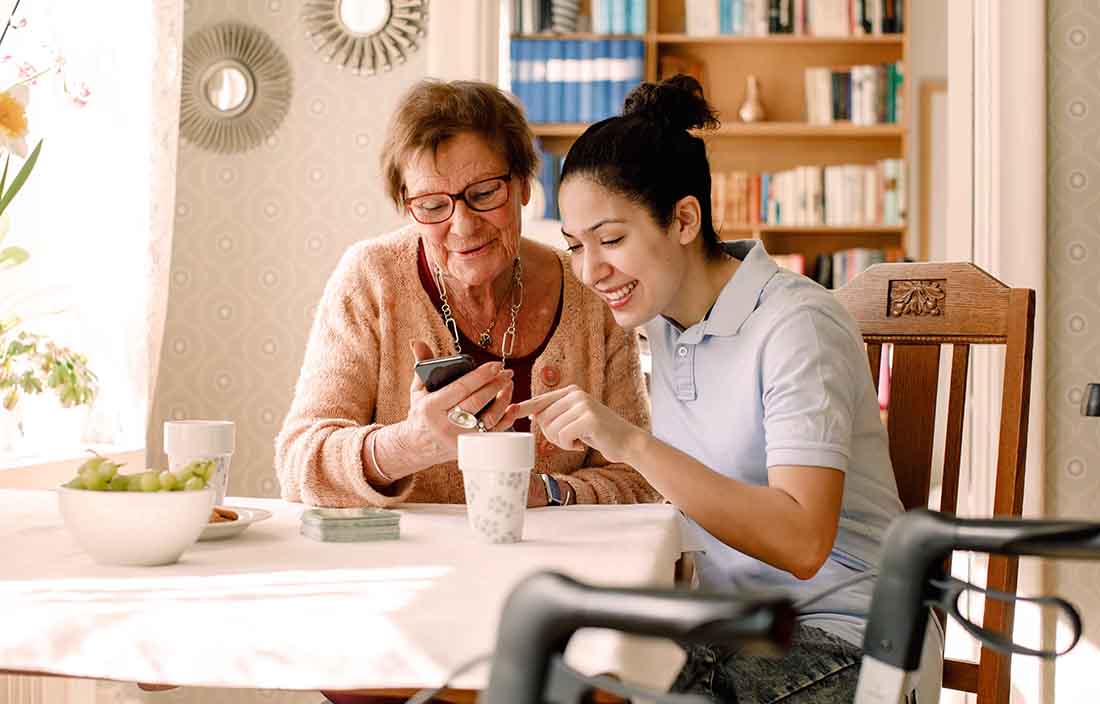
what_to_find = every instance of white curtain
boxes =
[146,0,184,416]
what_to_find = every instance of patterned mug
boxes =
[458,432,535,544]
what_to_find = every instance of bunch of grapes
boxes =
[63,454,216,492]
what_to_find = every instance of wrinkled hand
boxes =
[501,385,641,464]
[401,340,515,466]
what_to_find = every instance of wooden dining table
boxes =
[0,490,692,701]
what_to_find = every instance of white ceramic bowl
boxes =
[57,486,214,566]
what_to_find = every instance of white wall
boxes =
[908,0,948,259]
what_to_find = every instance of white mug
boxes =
[164,420,235,504]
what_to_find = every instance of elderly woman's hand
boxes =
[399,340,516,466]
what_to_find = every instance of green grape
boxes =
[158,470,179,491]
[180,460,210,481]
[139,472,161,492]
[96,462,119,482]
[183,475,206,491]
[63,453,212,493]
[81,473,109,491]
[77,456,106,476]
[66,455,128,491]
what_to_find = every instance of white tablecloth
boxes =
[0,491,688,692]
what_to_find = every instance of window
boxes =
[0,3,165,463]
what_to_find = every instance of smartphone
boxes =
[414,353,477,392]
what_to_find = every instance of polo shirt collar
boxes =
[668,240,778,343]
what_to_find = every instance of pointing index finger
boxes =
[508,388,570,419]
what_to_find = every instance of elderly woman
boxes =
[274,80,658,509]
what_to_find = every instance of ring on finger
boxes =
[446,405,479,430]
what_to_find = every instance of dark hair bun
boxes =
[622,75,719,132]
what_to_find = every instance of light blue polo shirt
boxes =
[645,240,903,647]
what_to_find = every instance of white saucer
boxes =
[199,506,273,541]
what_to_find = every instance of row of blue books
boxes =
[509,39,645,124]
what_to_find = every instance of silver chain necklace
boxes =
[432,259,524,367]
[470,273,516,348]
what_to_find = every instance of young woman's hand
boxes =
[501,385,643,464]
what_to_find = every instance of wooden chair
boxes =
[835,262,1036,704]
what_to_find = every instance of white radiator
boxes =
[0,675,96,704]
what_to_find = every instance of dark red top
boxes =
[417,239,562,432]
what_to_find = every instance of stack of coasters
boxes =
[300,507,401,542]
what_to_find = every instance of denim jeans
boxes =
[671,624,861,704]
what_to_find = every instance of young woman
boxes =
[500,76,937,703]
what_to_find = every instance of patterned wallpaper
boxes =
[146,0,423,499]
[1046,1,1100,701]
[107,2,424,702]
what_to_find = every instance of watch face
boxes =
[542,474,563,505]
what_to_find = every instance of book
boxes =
[773,253,806,274]
[687,0,721,36]
[546,40,565,123]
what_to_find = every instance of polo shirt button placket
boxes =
[674,343,697,401]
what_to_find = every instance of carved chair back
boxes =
[835,262,1035,704]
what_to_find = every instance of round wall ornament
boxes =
[180,22,293,154]
[301,0,429,76]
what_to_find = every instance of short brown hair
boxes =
[381,80,539,210]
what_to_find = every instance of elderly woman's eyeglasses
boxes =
[404,173,512,225]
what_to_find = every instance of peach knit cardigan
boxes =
[275,227,659,507]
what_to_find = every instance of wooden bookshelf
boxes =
[655,33,904,45]
[511,0,912,275]
[533,123,905,138]
[723,224,906,234]
[511,33,645,40]
[719,224,905,267]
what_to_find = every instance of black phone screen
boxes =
[413,353,477,392]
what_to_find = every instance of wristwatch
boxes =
[538,473,569,507]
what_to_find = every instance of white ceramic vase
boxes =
[738,74,766,123]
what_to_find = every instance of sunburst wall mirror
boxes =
[180,22,293,154]
[302,0,429,76]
